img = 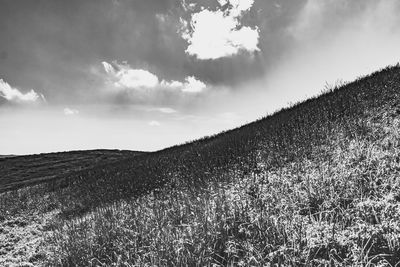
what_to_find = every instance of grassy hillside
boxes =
[0,149,144,193]
[1,64,400,266]
[0,155,16,159]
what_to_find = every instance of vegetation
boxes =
[1,64,400,266]
[0,149,143,193]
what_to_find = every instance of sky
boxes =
[1,0,400,155]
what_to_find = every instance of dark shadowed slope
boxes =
[0,149,145,192]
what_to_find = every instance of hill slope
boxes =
[1,64,400,266]
[0,149,144,192]
[47,65,400,208]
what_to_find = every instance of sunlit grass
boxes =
[47,111,400,266]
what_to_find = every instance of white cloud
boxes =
[157,107,177,114]
[182,0,196,12]
[116,69,159,89]
[140,106,178,114]
[102,61,116,76]
[181,76,207,93]
[162,76,206,93]
[148,120,161,126]
[217,0,228,7]
[229,0,255,16]
[102,61,206,94]
[0,79,43,104]
[181,0,259,60]
[102,61,159,89]
[63,107,79,116]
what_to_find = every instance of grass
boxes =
[47,106,400,266]
[1,64,400,266]
[0,149,143,193]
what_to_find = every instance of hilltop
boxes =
[1,64,400,266]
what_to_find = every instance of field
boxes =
[0,156,16,159]
[0,150,143,193]
[1,64,400,266]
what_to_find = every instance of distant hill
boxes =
[0,149,144,192]
[0,155,16,159]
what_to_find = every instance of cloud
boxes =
[143,106,178,114]
[228,0,256,17]
[161,76,206,93]
[180,0,259,60]
[102,61,207,94]
[182,0,197,12]
[102,61,116,76]
[181,76,207,93]
[0,79,44,104]
[156,107,177,114]
[148,120,161,126]
[102,61,159,89]
[63,107,79,116]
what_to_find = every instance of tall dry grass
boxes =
[47,103,400,266]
